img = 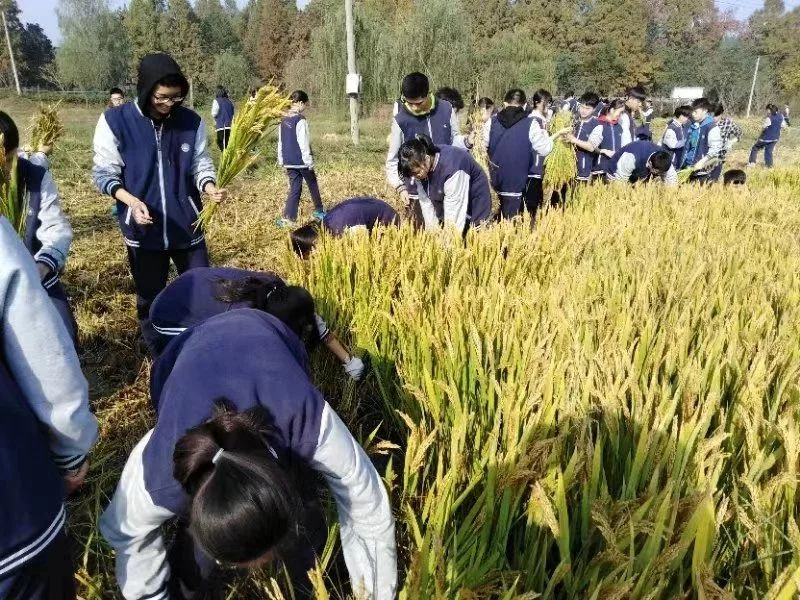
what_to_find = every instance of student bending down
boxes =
[149,266,366,379]
[291,196,400,257]
[100,308,397,600]
[605,141,678,186]
[398,135,492,234]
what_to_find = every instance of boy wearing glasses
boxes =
[92,52,227,356]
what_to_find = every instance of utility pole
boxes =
[2,10,20,96]
[344,0,360,145]
[746,56,761,118]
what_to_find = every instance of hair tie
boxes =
[212,448,224,465]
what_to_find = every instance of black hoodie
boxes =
[136,53,189,118]
[496,106,529,130]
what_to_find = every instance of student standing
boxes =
[605,141,678,186]
[92,53,227,356]
[592,99,626,180]
[681,97,723,182]
[385,73,463,222]
[561,91,578,115]
[620,86,646,146]
[526,89,569,213]
[484,89,567,218]
[0,218,98,599]
[748,104,787,169]
[636,99,654,141]
[211,85,235,151]
[398,136,491,233]
[149,266,367,381]
[436,87,465,124]
[660,105,691,169]
[291,196,400,256]
[564,92,603,184]
[477,97,495,123]
[1,112,77,340]
[277,90,325,228]
[712,103,743,182]
[100,308,397,600]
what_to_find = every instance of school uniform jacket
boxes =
[660,120,687,168]
[385,98,461,191]
[211,96,235,131]
[323,197,400,236]
[574,117,603,181]
[681,117,723,174]
[278,113,314,169]
[593,119,623,175]
[99,309,397,600]
[149,267,333,354]
[606,141,678,186]
[92,102,217,252]
[620,110,637,146]
[758,113,786,143]
[483,108,554,195]
[415,145,492,231]
[0,218,97,580]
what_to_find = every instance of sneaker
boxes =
[312,210,327,221]
[275,217,296,229]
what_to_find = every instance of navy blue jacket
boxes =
[323,197,399,236]
[662,120,687,168]
[487,109,533,195]
[594,120,623,175]
[280,113,306,167]
[575,116,601,180]
[529,114,548,178]
[145,309,325,515]
[760,113,784,142]
[213,96,235,130]
[394,99,454,145]
[92,102,216,251]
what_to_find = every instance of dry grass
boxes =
[2,92,800,598]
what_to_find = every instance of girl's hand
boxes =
[132,200,153,225]
[204,183,228,203]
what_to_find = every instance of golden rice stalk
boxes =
[543,110,576,190]
[30,102,64,150]
[0,134,25,236]
[194,84,291,231]
[468,108,490,173]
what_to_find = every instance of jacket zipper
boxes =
[427,117,433,138]
[153,122,169,250]
[188,197,200,216]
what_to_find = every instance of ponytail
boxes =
[173,404,302,565]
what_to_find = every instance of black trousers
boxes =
[126,244,209,356]
[215,129,230,151]
[523,177,544,216]
[0,530,75,600]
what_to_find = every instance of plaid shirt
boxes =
[717,117,743,161]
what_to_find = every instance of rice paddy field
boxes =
[5,93,800,599]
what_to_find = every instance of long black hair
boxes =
[215,278,320,348]
[290,222,322,258]
[600,98,626,116]
[398,134,438,179]
[173,404,302,566]
[0,111,19,153]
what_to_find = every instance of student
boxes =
[681,97,723,182]
[723,169,746,186]
[712,103,742,181]
[276,90,325,228]
[561,91,577,115]
[592,98,626,179]
[748,103,787,169]
[593,96,608,117]
[484,89,567,218]
[109,87,126,108]
[1,111,77,340]
[476,97,495,123]
[0,218,98,599]
[92,52,227,356]
[291,196,400,257]
[526,89,570,213]
[149,266,367,380]
[436,87,465,119]
[783,104,791,127]
[606,141,678,186]
[211,85,235,151]
[564,92,603,184]
[385,73,463,221]
[398,135,491,233]
[620,86,646,146]
[100,308,396,600]
[635,99,654,141]
[660,105,691,169]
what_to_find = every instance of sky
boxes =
[18,0,800,46]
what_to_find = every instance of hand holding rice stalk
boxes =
[30,102,64,152]
[194,85,291,232]
[0,134,25,235]
[543,110,577,191]
[677,157,721,184]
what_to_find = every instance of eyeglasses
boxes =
[152,93,184,105]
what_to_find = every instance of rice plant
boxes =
[543,110,577,191]
[0,133,25,235]
[29,102,65,150]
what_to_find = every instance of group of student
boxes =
[0,50,792,599]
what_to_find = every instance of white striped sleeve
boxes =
[610,152,636,182]
[192,118,217,192]
[661,128,678,149]
[529,119,553,157]
[442,170,470,231]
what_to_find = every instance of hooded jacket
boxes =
[487,107,533,195]
[92,53,217,251]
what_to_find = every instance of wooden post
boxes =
[344,0,359,145]
[2,10,20,95]
[188,76,194,109]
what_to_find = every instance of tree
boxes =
[17,23,55,87]
[243,0,296,82]
[56,0,129,89]
[159,0,206,89]
[196,0,240,55]
[125,0,163,78]
[212,49,255,97]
